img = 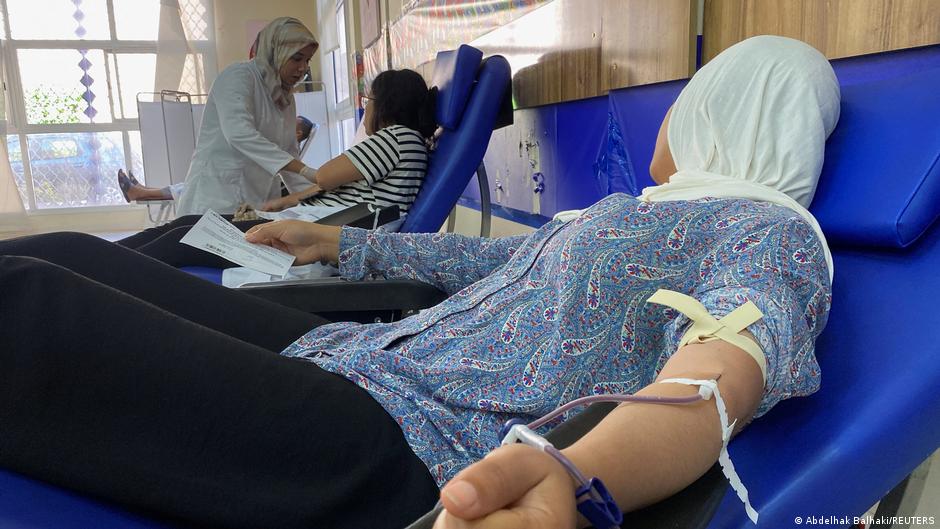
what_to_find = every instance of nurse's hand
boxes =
[433,444,578,529]
[245,220,341,265]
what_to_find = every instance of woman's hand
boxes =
[433,444,578,529]
[245,220,341,265]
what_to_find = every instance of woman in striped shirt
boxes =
[266,68,437,215]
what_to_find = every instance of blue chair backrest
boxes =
[719,49,940,528]
[811,66,940,248]
[432,45,483,130]
[399,45,511,233]
[720,51,940,528]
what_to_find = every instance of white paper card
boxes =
[255,204,345,222]
[179,210,296,277]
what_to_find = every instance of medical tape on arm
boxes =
[647,289,767,383]
[660,377,759,524]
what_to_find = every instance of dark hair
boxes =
[296,115,314,141]
[367,69,438,139]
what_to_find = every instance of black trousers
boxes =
[0,233,439,529]
[117,215,270,268]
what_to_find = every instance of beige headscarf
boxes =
[639,35,840,281]
[251,17,318,109]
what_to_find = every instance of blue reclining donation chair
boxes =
[697,50,940,529]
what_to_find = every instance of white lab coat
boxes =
[177,62,312,216]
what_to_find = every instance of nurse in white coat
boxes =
[177,17,319,216]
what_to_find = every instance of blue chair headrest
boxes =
[810,66,940,249]
[432,44,484,130]
[401,54,511,233]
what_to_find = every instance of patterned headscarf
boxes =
[251,17,318,109]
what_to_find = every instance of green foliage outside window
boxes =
[25,85,84,124]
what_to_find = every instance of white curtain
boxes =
[155,0,204,97]
[0,41,29,234]
[318,0,339,52]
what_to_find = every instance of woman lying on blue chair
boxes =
[0,36,837,529]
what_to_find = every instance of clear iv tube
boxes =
[527,393,704,431]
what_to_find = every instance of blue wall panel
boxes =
[608,79,687,194]
[544,95,609,213]
[830,44,940,86]
[463,79,686,224]
[464,94,612,224]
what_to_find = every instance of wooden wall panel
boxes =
[601,0,698,89]
[470,0,695,108]
[703,0,940,63]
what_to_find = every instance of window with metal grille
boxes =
[0,0,216,210]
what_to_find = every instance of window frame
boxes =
[0,0,217,211]
[320,0,356,157]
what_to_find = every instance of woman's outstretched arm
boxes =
[433,337,764,529]
[338,227,530,295]
[247,221,531,295]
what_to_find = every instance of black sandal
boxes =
[117,169,132,202]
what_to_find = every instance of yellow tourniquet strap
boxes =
[647,289,767,383]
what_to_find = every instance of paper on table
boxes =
[179,210,296,277]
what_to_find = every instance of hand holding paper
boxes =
[179,211,296,277]
[245,220,341,266]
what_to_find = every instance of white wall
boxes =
[0,208,150,239]
[213,0,321,82]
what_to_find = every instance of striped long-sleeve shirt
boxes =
[303,125,428,213]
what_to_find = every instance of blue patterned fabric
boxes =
[281,193,831,485]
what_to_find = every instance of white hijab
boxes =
[251,17,318,109]
[639,35,840,281]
